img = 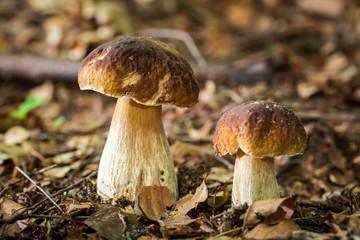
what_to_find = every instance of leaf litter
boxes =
[0,0,360,239]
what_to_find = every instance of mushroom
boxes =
[213,101,307,206]
[78,36,199,201]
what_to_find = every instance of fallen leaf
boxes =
[207,167,233,183]
[244,220,300,239]
[245,197,295,226]
[296,0,345,17]
[207,236,236,240]
[330,211,360,232]
[137,186,175,220]
[0,143,27,165]
[43,160,82,178]
[291,230,338,240]
[4,126,30,145]
[171,176,208,217]
[162,214,196,229]
[48,149,92,165]
[198,80,216,106]
[165,224,196,238]
[188,120,213,141]
[85,205,139,240]
[28,81,54,103]
[0,198,28,236]
[65,203,91,214]
[297,81,320,99]
[324,52,348,72]
[170,141,209,158]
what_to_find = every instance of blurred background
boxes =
[0,0,360,237]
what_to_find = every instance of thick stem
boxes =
[96,97,177,201]
[232,155,279,206]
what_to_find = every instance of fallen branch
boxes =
[138,28,207,70]
[0,54,80,82]
[298,200,347,213]
[15,166,64,213]
[0,171,97,225]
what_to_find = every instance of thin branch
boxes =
[27,171,97,212]
[298,200,347,213]
[296,112,360,122]
[0,213,89,224]
[0,54,79,82]
[15,166,64,213]
[138,28,207,70]
[0,171,97,225]
[206,150,234,170]
[32,164,58,175]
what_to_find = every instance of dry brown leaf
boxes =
[324,53,348,72]
[28,81,54,104]
[165,224,197,238]
[66,203,91,214]
[244,220,300,239]
[43,160,82,178]
[291,230,338,240]
[207,167,233,184]
[0,198,28,236]
[188,120,213,141]
[245,197,295,226]
[198,80,216,106]
[170,141,209,158]
[85,205,139,240]
[171,176,208,217]
[48,149,92,165]
[162,214,196,229]
[4,126,30,145]
[296,0,345,17]
[137,186,175,220]
[330,211,360,231]
[0,143,27,165]
[297,81,320,99]
[207,236,236,240]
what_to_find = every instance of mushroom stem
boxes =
[232,154,279,206]
[96,97,177,201]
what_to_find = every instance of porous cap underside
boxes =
[78,36,199,108]
[213,101,307,158]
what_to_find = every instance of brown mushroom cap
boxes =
[213,101,307,158]
[78,36,199,108]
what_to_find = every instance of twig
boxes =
[15,166,64,213]
[0,213,89,224]
[32,164,58,175]
[138,28,207,70]
[298,200,347,213]
[27,171,97,212]
[206,150,234,169]
[0,54,79,82]
[0,171,97,225]
[296,112,360,122]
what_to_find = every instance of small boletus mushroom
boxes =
[78,36,199,201]
[213,101,307,206]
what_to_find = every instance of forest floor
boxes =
[0,0,360,239]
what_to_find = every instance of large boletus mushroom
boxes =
[213,101,307,206]
[78,36,199,201]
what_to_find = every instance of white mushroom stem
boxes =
[96,97,177,201]
[232,155,279,206]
